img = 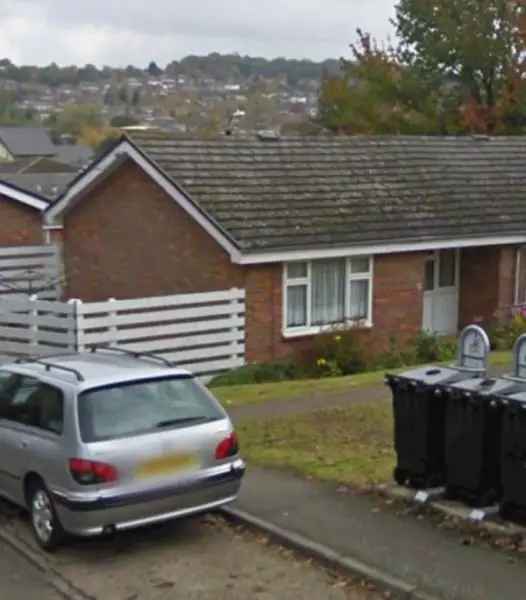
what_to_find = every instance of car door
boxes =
[0,376,65,505]
[0,371,22,501]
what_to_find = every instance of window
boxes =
[439,250,456,288]
[78,376,224,442]
[284,257,373,333]
[0,373,63,434]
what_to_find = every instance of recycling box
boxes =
[442,333,526,507]
[386,326,489,489]
[498,335,526,521]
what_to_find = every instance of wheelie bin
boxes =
[498,334,526,522]
[441,332,526,507]
[386,325,489,489]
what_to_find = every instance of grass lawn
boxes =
[214,350,511,409]
[238,400,395,488]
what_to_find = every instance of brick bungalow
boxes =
[31,132,526,364]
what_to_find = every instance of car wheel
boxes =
[29,481,65,552]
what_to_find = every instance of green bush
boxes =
[488,314,526,351]
[209,361,303,387]
[414,331,457,363]
[310,328,368,377]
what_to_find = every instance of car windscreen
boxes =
[78,376,225,442]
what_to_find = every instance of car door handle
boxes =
[19,441,30,449]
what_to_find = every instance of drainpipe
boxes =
[515,247,522,307]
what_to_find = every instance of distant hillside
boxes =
[0,54,341,88]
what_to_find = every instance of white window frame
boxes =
[283,256,374,338]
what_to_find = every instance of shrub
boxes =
[414,331,457,363]
[310,327,368,377]
[488,314,526,351]
[209,360,302,387]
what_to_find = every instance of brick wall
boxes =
[0,194,43,246]
[63,160,245,301]
[459,246,517,326]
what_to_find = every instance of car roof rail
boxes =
[89,345,175,368]
[15,357,84,382]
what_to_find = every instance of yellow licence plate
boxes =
[136,454,198,479]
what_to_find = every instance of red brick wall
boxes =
[244,252,427,363]
[459,246,517,326]
[63,160,245,301]
[0,194,43,246]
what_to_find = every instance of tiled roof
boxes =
[0,127,56,157]
[1,173,76,201]
[128,131,526,253]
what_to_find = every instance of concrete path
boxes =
[235,467,526,600]
[0,538,60,600]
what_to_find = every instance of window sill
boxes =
[283,322,373,339]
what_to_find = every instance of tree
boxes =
[147,61,163,77]
[318,31,448,134]
[394,0,526,131]
[53,104,103,140]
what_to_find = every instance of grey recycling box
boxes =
[386,326,489,489]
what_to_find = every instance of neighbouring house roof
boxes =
[1,173,76,201]
[0,127,56,158]
[0,180,49,211]
[47,132,526,263]
[0,156,78,201]
[53,144,94,167]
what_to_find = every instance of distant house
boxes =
[37,132,526,364]
[0,127,56,162]
[0,127,93,168]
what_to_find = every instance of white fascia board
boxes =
[0,182,48,211]
[45,140,241,260]
[233,235,526,265]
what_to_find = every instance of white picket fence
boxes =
[0,289,246,379]
[0,245,61,300]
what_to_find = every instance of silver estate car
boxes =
[0,349,245,551]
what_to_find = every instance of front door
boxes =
[423,250,460,335]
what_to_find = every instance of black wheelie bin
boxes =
[386,325,489,489]
[498,334,526,522]
[441,332,526,507]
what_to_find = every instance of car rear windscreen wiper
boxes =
[156,416,209,428]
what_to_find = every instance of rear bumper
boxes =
[51,458,245,536]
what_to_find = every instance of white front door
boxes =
[423,249,460,335]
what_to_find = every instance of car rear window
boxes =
[78,376,225,442]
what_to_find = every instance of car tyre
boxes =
[29,480,65,552]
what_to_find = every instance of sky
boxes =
[1,0,397,67]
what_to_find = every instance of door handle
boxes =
[19,441,30,449]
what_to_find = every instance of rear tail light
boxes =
[215,432,239,460]
[69,458,118,485]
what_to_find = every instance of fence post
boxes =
[68,299,83,353]
[230,288,243,365]
[108,298,118,346]
[29,294,38,356]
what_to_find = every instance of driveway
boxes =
[0,500,383,600]
[0,538,60,600]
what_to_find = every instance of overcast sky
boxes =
[1,0,396,67]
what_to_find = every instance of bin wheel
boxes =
[394,468,407,486]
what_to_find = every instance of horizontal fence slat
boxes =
[0,257,59,269]
[0,299,74,314]
[77,289,245,314]
[101,331,244,354]
[78,316,245,345]
[81,304,244,329]
[0,246,58,258]
[0,329,74,345]
[0,312,75,328]
[0,268,58,280]
[177,357,245,376]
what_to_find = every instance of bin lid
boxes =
[398,365,472,385]
[455,325,490,373]
[451,376,526,395]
